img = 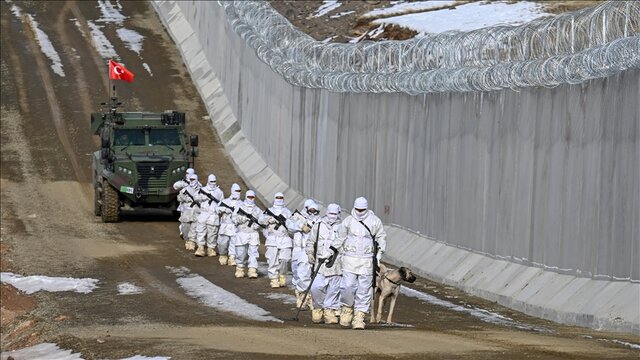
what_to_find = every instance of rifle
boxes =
[198,189,221,205]
[358,220,379,290]
[264,208,287,230]
[182,187,199,208]
[237,206,266,229]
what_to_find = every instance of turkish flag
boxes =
[109,60,134,82]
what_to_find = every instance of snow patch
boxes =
[312,1,342,18]
[1,272,99,294]
[600,339,640,350]
[117,282,144,295]
[116,27,144,55]
[97,0,126,24]
[401,286,551,332]
[142,63,153,76]
[9,5,65,77]
[120,356,171,360]
[329,11,354,19]
[260,292,297,305]
[87,21,118,59]
[70,18,86,37]
[0,343,83,360]
[365,1,456,18]
[372,1,551,34]
[166,266,282,323]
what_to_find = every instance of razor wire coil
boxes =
[220,1,640,94]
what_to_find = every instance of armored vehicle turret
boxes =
[91,94,198,222]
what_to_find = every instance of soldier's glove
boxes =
[307,253,315,265]
[301,223,311,233]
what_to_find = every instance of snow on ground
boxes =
[0,343,83,360]
[9,4,65,77]
[329,11,354,19]
[116,28,144,55]
[260,292,297,305]
[0,272,99,294]
[142,62,153,76]
[371,1,551,34]
[87,21,118,59]
[364,0,456,18]
[96,0,126,24]
[117,282,144,295]
[312,1,342,18]
[400,286,551,332]
[166,266,283,323]
[120,356,171,360]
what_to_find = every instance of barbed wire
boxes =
[221,1,640,94]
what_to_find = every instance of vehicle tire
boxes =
[101,179,120,222]
[94,183,102,216]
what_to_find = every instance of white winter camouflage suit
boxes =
[177,177,201,242]
[307,210,342,310]
[217,184,242,257]
[333,207,386,313]
[195,178,224,250]
[232,194,263,270]
[258,193,293,280]
[290,201,319,293]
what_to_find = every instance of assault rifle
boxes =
[199,189,221,206]
[237,207,266,229]
[264,208,287,230]
[182,187,199,208]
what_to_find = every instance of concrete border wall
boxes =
[151,1,640,333]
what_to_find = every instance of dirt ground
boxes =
[0,1,637,359]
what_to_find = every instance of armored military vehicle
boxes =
[91,94,198,222]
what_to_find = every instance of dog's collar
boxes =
[384,275,401,286]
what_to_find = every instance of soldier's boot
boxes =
[278,274,286,287]
[218,255,228,266]
[234,267,245,278]
[247,267,258,279]
[228,255,236,266]
[352,310,366,330]
[185,240,196,251]
[295,290,302,308]
[339,306,353,328]
[206,248,217,257]
[194,246,206,257]
[324,309,339,324]
[270,278,280,288]
[311,309,324,324]
[305,295,314,310]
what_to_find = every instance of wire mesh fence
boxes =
[220,1,640,94]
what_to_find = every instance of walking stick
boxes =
[291,247,338,321]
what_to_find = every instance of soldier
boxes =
[232,190,263,278]
[306,203,343,324]
[290,199,320,309]
[217,183,242,265]
[259,192,294,288]
[177,173,201,251]
[333,197,386,330]
[173,168,195,239]
[194,174,224,257]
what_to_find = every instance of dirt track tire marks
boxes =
[19,12,86,182]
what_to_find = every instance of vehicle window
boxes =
[149,129,181,146]
[114,129,145,146]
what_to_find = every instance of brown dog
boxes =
[370,264,416,324]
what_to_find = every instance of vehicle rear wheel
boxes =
[101,179,120,222]
[94,184,102,216]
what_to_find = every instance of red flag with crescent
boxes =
[109,60,134,82]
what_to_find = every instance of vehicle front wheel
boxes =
[101,179,120,223]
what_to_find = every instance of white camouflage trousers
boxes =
[340,271,373,313]
[217,235,235,256]
[291,247,312,292]
[310,273,341,310]
[196,224,219,248]
[265,246,291,279]
[235,244,259,269]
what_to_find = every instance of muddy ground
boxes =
[0,1,638,359]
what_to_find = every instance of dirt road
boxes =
[1,1,638,359]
